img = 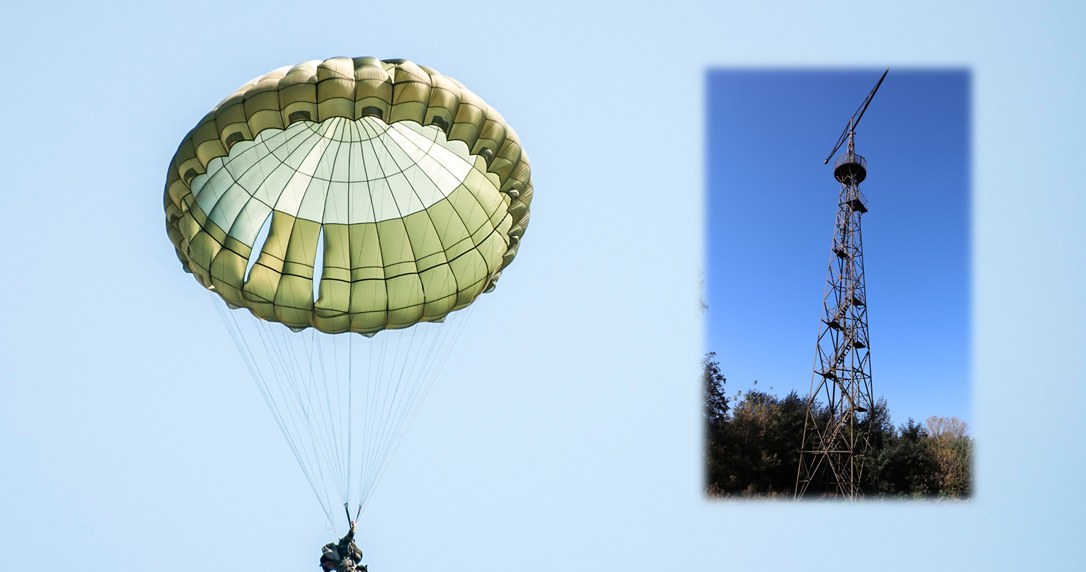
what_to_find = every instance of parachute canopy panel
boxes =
[164,57,532,335]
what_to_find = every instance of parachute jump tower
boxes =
[795,69,888,499]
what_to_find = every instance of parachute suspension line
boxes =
[252,316,355,520]
[360,325,422,505]
[358,327,388,510]
[359,320,393,506]
[367,321,427,491]
[371,320,421,497]
[356,330,377,508]
[273,316,358,518]
[313,328,345,507]
[360,321,419,501]
[359,335,394,505]
[209,294,335,527]
[330,324,348,509]
[356,304,478,512]
[301,326,346,506]
[297,326,348,507]
[362,330,376,517]
[261,319,343,503]
[371,308,473,510]
[228,308,330,513]
[298,327,341,492]
[256,305,354,520]
[254,317,340,515]
[347,331,354,508]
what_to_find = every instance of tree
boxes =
[859,398,895,492]
[704,352,732,494]
[874,418,937,497]
[707,387,808,497]
[703,352,728,422]
[926,416,973,498]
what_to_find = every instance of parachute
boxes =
[163,57,532,523]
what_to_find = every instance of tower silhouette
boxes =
[795,70,887,499]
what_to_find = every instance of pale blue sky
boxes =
[706,70,971,427]
[2,1,1085,571]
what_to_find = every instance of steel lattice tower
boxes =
[795,70,887,499]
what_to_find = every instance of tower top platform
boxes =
[834,152,867,184]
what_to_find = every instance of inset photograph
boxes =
[703,69,971,499]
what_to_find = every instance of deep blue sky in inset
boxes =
[705,69,971,427]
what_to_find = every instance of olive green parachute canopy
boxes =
[164,57,532,335]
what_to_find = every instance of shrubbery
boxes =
[704,352,972,499]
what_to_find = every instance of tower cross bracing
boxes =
[795,69,888,499]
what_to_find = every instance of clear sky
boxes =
[705,70,971,427]
[2,2,1085,571]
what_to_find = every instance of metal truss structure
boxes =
[795,70,887,499]
[794,140,875,499]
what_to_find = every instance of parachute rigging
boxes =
[212,293,475,522]
[164,57,532,524]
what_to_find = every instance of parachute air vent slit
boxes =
[246,213,274,283]
[313,226,325,304]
